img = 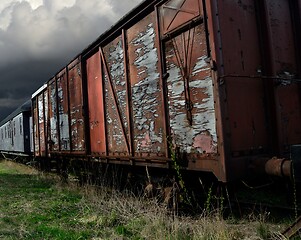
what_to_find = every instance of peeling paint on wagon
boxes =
[109,41,126,82]
[38,94,46,155]
[103,35,129,153]
[165,24,217,154]
[49,80,59,151]
[24,0,301,183]
[38,96,44,124]
[44,91,48,148]
[191,55,211,75]
[68,60,85,152]
[33,101,39,154]
[57,73,70,151]
[59,114,70,150]
[128,13,166,155]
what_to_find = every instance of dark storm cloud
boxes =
[0,58,65,120]
[0,0,142,121]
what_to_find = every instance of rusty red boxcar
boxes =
[31,0,301,182]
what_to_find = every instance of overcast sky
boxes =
[0,0,142,121]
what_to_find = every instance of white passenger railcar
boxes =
[0,101,32,155]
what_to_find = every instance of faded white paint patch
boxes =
[166,45,217,154]
[38,95,44,124]
[59,113,70,150]
[109,40,125,83]
[130,22,163,152]
[57,80,70,151]
[50,117,58,148]
[105,38,129,150]
[49,85,59,150]
[192,55,211,75]
[44,92,48,135]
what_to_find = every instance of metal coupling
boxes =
[264,157,292,178]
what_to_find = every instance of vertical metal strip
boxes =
[42,90,46,156]
[182,32,187,69]
[254,0,280,154]
[99,49,108,157]
[37,97,41,156]
[22,109,26,152]
[155,4,169,158]
[66,66,72,152]
[122,29,134,156]
[170,33,194,125]
[46,83,51,156]
[31,99,36,157]
[288,0,301,130]
[77,59,87,152]
[77,57,86,153]
[99,47,131,155]
[80,57,91,155]
[187,26,195,76]
[55,76,61,152]
[289,0,301,75]
[204,0,228,181]
[202,0,211,57]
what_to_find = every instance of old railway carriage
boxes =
[0,100,32,155]
[32,0,301,182]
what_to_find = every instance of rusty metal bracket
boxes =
[169,25,196,125]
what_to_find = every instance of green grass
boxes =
[0,160,89,239]
[0,159,291,240]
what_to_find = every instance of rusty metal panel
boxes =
[265,0,301,152]
[225,77,268,153]
[38,93,46,156]
[201,0,229,181]
[219,0,301,155]
[33,99,40,156]
[48,78,59,151]
[68,59,85,152]
[217,0,269,154]
[86,51,106,155]
[102,36,130,155]
[43,90,48,155]
[218,0,262,75]
[277,84,301,149]
[165,24,217,154]
[204,0,301,181]
[159,0,203,35]
[266,0,297,74]
[57,70,70,151]
[127,12,167,156]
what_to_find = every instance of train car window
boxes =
[14,121,16,136]
[5,127,6,139]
